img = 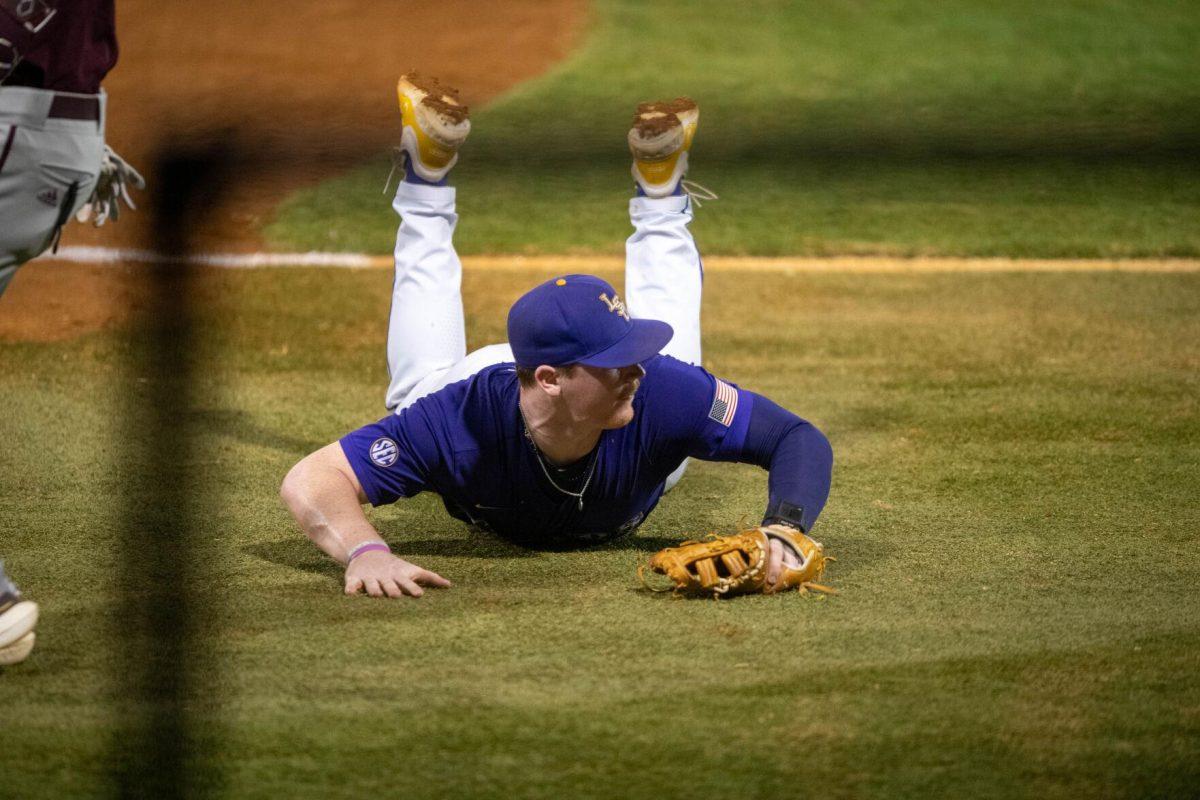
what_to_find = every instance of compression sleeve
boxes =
[737,391,833,532]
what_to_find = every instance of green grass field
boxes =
[4,0,1200,794]
[2,265,1198,797]
[267,0,1200,257]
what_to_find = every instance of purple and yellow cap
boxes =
[507,274,673,368]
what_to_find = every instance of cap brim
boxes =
[576,318,674,368]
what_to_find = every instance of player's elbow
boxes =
[799,420,834,473]
[279,456,316,517]
[811,424,830,470]
[281,445,368,522]
[815,423,833,464]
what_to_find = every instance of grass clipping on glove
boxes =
[639,524,836,599]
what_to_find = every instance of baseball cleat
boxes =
[0,632,35,666]
[0,562,38,663]
[628,97,699,198]
[396,72,471,183]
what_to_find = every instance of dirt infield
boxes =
[0,0,585,341]
[75,0,586,253]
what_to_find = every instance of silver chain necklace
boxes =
[518,406,600,511]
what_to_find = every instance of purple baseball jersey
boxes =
[340,355,754,546]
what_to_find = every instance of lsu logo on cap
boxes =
[369,437,399,467]
[599,292,630,321]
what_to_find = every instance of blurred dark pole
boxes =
[112,143,231,800]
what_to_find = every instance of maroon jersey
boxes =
[0,0,117,94]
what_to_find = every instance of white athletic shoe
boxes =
[628,97,699,198]
[0,632,35,666]
[0,562,37,665]
[396,72,472,183]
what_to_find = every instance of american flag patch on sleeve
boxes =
[708,378,739,427]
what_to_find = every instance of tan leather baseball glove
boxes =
[639,524,836,598]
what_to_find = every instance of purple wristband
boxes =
[346,541,390,563]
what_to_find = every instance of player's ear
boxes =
[534,365,563,396]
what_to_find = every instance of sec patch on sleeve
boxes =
[369,437,399,467]
[708,378,738,427]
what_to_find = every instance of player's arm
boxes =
[0,0,59,82]
[700,390,833,586]
[736,392,833,534]
[280,442,451,598]
[648,357,834,587]
[0,5,37,72]
[652,358,834,532]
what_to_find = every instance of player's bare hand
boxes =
[765,535,801,591]
[344,551,452,598]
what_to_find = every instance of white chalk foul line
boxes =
[39,246,387,268]
[36,246,1200,273]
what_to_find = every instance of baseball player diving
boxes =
[281,74,834,599]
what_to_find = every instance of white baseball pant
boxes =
[0,87,105,297]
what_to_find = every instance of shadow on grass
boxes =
[244,530,701,577]
[463,127,1200,169]
[819,531,895,580]
[243,534,540,577]
[244,539,345,581]
[189,408,322,457]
